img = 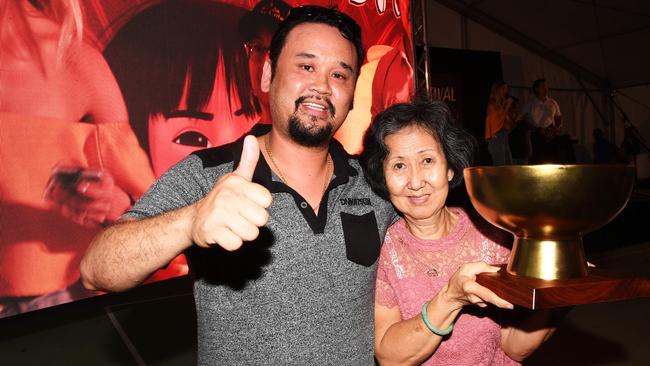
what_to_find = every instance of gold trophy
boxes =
[464,164,650,309]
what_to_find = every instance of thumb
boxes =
[235,135,260,181]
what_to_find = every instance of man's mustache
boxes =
[294,95,336,118]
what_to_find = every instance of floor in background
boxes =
[0,276,196,366]
[1,191,649,365]
[525,240,650,366]
[526,297,650,366]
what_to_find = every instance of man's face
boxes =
[148,62,256,177]
[245,29,274,109]
[535,81,549,98]
[500,84,509,98]
[262,23,358,147]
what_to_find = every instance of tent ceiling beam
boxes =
[433,0,610,90]
[553,23,650,51]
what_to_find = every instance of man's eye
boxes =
[332,72,347,80]
[173,131,210,147]
[301,64,313,71]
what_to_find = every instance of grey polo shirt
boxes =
[125,124,394,365]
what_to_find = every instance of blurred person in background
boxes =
[485,80,514,165]
[238,0,292,124]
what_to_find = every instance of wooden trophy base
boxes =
[476,266,650,309]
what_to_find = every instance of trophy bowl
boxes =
[464,164,635,280]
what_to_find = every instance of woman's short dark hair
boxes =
[268,5,364,78]
[361,99,477,200]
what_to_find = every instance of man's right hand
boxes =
[190,135,272,250]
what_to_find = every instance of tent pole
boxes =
[413,0,431,96]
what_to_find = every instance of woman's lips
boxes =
[408,194,430,205]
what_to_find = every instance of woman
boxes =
[485,80,514,165]
[362,100,560,365]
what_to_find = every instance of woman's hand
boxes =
[441,261,514,310]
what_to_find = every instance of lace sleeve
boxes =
[375,236,398,308]
[492,240,512,265]
[479,234,511,265]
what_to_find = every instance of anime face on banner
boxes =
[0,0,413,318]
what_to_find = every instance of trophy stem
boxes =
[507,237,589,280]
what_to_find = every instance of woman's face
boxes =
[383,125,453,223]
[148,62,256,177]
[499,84,509,98]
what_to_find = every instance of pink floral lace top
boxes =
[376,207,519,366]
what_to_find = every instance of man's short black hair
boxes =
[268,5,364,78]
[532,78,547,91]
[361,98,477,200]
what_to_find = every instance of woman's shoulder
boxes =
[451,207,511,245]
[386,217,406,240]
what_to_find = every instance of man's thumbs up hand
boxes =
[235,135,261,181]
[191,135,272,250]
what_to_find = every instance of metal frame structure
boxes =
[411,0,431,96]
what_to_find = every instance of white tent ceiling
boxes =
[431,0,650,90]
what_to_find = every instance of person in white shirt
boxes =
[523,78,563,163]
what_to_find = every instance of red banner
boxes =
[0,0,413,318]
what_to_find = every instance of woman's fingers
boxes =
[463,280,513,309]
[447,262,513,309]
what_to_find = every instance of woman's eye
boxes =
[394,162,405,170]
[173,131,210,147]
[423,157,433,164]
[301,64,313,71]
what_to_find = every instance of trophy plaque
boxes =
[464,164,650,309]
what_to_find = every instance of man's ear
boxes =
[261,59,272,93]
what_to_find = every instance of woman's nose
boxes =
[407,166,424,190]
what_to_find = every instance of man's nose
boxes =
[309,71,332,95]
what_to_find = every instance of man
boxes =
[81,6,394,365]
[238,0,292,124]
[523,78,563,163]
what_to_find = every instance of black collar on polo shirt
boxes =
[228,123,360,233]
[229,123,359,191]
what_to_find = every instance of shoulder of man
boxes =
[548,97,561,112]
[192,124,270,171]
[191,140,239,170]
[338,143,397,224]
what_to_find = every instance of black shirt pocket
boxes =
[340,211,381,267]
